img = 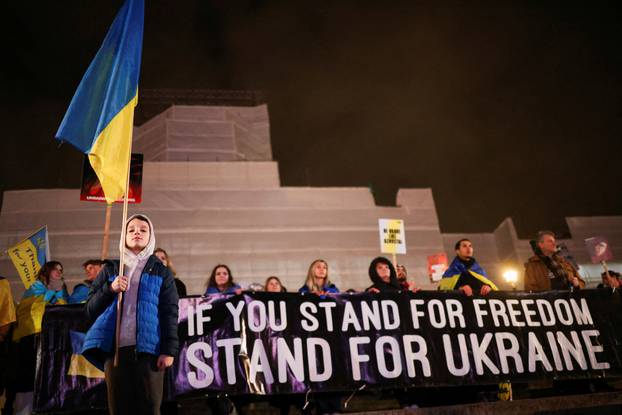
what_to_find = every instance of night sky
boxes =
[1,1,621,237]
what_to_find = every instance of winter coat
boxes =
[82,257,179,370]
[524,254,585,291]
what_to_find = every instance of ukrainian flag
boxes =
[8,226,50,289]
[55,0,144,204]
[67,331,105,379]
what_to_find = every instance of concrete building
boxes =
[1,103,620,299]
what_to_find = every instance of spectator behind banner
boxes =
[298,259,342,413]
[154,248,187,297]
[10,262,68,415]
[82,214,179,415]
[367,257,401,293]
[264,276,287,292]
[598,270,620,289]
[13,261,69,341]
[299,259,339,295]
[396,264,408,288]
[396,264,420,292]
[68,259,104,304]
[438,239,497,296]
[524,231,585,291]
[204,264,242,295]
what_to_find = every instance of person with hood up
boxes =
[367,258,420,293]
[367,257,402,293]
[82,214,179,415]
[438,239,497,296]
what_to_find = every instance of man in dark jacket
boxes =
[524,231,585,291]
[439,239,497,296]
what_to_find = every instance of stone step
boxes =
[1,187,377,214]
[0,207,439,234]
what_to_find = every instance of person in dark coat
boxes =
[367,256,402,293]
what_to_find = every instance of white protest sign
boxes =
[378,218,406,255]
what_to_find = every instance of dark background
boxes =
[1,0,621,237]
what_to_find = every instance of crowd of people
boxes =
[0,216,618,415]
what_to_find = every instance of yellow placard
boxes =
[8,239,41,289]
[378,218,407,254]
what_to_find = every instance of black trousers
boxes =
[104,347,164,415]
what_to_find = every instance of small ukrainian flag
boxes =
[55,0,144,204]
[8,226,50,289]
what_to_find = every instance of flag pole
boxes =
[113,145,134,367]
[101,204,113,260]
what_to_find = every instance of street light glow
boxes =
[503,269,518,284]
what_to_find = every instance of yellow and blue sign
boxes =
[8,226,49,289]
[55,0,144,204]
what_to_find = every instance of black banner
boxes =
[35,290,622,412]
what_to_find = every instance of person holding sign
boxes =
[524,231,585,291]
[438,239,497,296]
[204,264,242,295]
[82,214,179,415]
[298,259,339,295]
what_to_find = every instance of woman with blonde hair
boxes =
[298,259,339,295]
[298,259,341,412]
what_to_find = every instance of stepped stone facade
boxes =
[1,104,620,299]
